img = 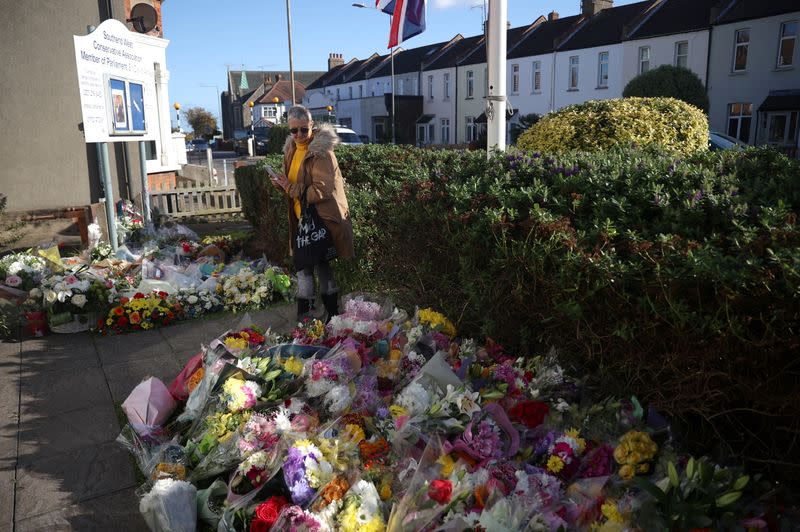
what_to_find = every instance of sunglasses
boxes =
[289,127,310,135]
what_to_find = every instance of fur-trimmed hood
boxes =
[283,122,339,156]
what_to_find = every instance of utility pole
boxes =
[486,0,507,155]
[286,0,297,105]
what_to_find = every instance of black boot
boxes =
[296,298,313,322]
[321,292,339,323]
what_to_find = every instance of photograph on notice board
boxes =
[129,82,146,133]
[110,78,129,132]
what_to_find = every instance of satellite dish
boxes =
[127,3,158,33]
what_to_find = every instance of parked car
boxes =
[192,139,209,153]
[709,131,748,151]
[334,126,362,145]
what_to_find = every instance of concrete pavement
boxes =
[0,302,297,531]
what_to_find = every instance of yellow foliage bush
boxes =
[516,97,708,156]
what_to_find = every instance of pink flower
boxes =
[4,275,22,287]
[65,275,78,284]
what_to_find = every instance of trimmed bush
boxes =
[623,64,709,112]
[234,157,288,262]
[516,97,708,156]
[267,124,289,154]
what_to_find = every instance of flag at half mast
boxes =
[376,0,427,48]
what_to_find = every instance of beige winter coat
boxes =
[282,123,355,261]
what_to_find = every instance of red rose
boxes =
[118,316,129,327]
[119,297,129,305]
[428,479,452,504]
[250,495,289,532]
[157,291,168,300]
[133,293,145,299]
[508,400,549,429]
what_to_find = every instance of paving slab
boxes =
[20,366,110,418]
[15,441,137,520]
[0,341,19,461]
[19,333,98,376]
[0,455,15,532]
[104,355,184,403]
[94,329,174,366]
[17,404,120,458]
[15,487,147,531]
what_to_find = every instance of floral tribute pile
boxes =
[0,227,292,335]
[117,294,791,532]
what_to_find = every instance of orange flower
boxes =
[129,311,141,324]
[112,306,124,316]
[311,475,349,511]
[186,367,205,392]
[473,484,489,510]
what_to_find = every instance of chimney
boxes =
[581,0,613,17]
[328,52,344,71]
[548,11,559,21]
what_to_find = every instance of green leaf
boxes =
[633,477,669,507]
[732,475,749,491]
[262,370,282,381]
[630,395,643,420]
[686,457,695,479]
[668,461,680,488]
[715,491,742,507]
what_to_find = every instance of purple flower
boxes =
[376,406,389,418]
[283,448,315,505]
[579,444,614,478]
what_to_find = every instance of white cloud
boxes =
[432,0,474,9]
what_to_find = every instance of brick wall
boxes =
[148,171,176,191]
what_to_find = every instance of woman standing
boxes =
[270,105,354,322]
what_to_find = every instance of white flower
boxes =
[43,289,57,303]
[7,261,24,275]
[324,384,353,414]
[455,388,481,417]
[396,381,430,417]
[555,398,570,412]
[187,295,198,304]
[71,294,87,308]
[29,288,42,299]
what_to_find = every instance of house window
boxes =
[263,106,277,118]
[359,84,363,98]
[733,28,749,71]
[465,116,476,142]
[532,61,541,93]
[777,21,797,67]
[336,88,340,100]
[484,67,488,96]
[374,118,386,141]
[765,111,799,145]
[638,46,650,74]
[348,86,353,99]
[568,56,579,90]
[428,75,434,100]
[511,64,519,93]
[674,41,688,68]
[466,70,474,98]
[443,73,450,99]
[398,78,405,95]
[597,51,609,88]
[727,102,752,143]
[339,117,352,128]
[441,118,450,144]
[412,77,419,95]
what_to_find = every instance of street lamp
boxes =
[248,101,255,131]
[173,102,181,132]
[272,97,280,124]
[353,2,395,143]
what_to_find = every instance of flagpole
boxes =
[391,44,396,144]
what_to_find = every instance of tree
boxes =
[183,107,217,139]
[623,65,709,113]
[511,113,541,144]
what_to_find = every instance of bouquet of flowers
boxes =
[292,318,327,345]
[0,251,47,292]
[336,479,386,532]
[283,438,336,506]
[201,234,240,257]
[303,342,363,417]
[327,296,392,341]
[100,291,180,333]
[173,287,222,319]
[218,266,291,312]
[223,326,266,356]
[41,269,116,330]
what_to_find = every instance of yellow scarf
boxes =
[288,141,309,220]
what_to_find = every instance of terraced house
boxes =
[303,0,798,154]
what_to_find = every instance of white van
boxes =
[334,125,362,145]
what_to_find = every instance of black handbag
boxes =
[293,188,338,270]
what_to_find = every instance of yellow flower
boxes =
[437,453,456,477]
[282,356,304,376]
[547,455,565,474]
[601,501,624,523]
[224,337,248,350]
[343,424,366,444]
[389,405,408,418]
[379,482,392,501]
[618,464,635,480]
[418,308,457,337]
[565,428,586,453]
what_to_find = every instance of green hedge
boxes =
[236,145,800,482]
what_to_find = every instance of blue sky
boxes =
[163,0,639,128]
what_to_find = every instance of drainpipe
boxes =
[454,63,458,144]
[550,50,557,112]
